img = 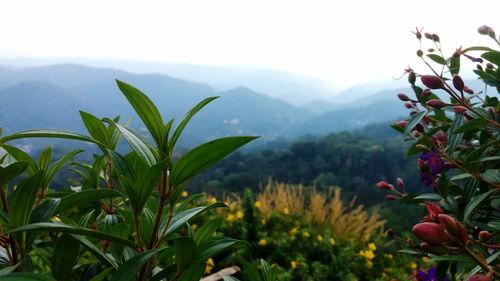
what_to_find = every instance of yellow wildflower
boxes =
[207,197,217,205]
[289,227,299,235]
[368,242,377,251]
[364,250,375,260]
[254,201,262,208]
[282,207,289,215]
[226,214,235,222]
[290,260,298,270]
[258,239,267,246]
[329,238,336,246]
[205,258,214,274]
[409,262,417,270]
[181,191,189,198]
[316,235,323,242]
[236,210,244,220]
[384,254,393,260]
[261,219,266,225]
[422,256,430,263]
[302,231,310,238]
[366,260,373,269]
[192,224,199,231]
[51,216,62,222]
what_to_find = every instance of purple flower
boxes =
[420,149,445,175]
[416,267,449,281]
[463,53,484,63]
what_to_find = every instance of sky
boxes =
[0,0,498,88]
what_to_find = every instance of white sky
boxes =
[0,0,498,88]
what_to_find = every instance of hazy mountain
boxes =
[301,99,340,114]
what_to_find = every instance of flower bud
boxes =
[427,48,435,53]
[405,102,413,109]
[467,273,492,281]
[417,50,423,57]
[386,195,397,201]
[424,32,433,40]
[396,120,408,128]
[412,222,449,245]
[478,230,490,240]
[396,178,404,189]
[478,25,493,35]
[421,75,444,89]
[486,63,494,69]
[408,71,416,85]
[453,106,467,114]
[386,229,395,237]
[426,99,446,109]
[463,86,474,94]
[431,34,440,42]
[437,214,468,245]
[487,107,495,119]
[421,89,432,98]
[477,64,483,71]
[419,242,449,255]
[398,93,410,101]
[424,203,443,222]
[452,75,464,91]
[376,181,392,190]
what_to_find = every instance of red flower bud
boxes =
[412,222,449,245]
[426,99,446,109]
[467,273,492,281]
[424,203,443,222]
[463,86,474,94]
[428,48,435,53]
[405,102,413,109]
[398,93,410,101]
[452,75,464,91]
[477,25,493,36]
[486,63,494,69]
[478,230,490,240]
[396,120,408,128]
[453,106,467,114]
[396,178,404,189]
[386,229,395,237]
[386,195,398,201]
[376,181,392,190]
[424,32,433,40]
[422,89,432,98]
[417,50,423,57]
[437,214,468,245]
[431,34,440,42]
[421,75,444,89]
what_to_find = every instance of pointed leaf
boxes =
[198,238,245,261]
[116,80,165,148]
[52,234,80,281]
[7,222,135,247]
[1,145,38,175]
[54,189,124,214]
[427,54,446,65]
[194,218,223,244]
[71,234,119,269]
[9,172,43,227]
[110,248,164,281]
[38,147,52,171]
[0,161,28,185]
[169,97,218,153]
[2,129,100,145]
[179,263,205,281]
[447,113,464,153]
[80,111,111,145]
[164,203,226,238]
[172,136,257,186]
[45,149,84,187]
[0,273,56,281]
[403,111,426,136]
[464,190,495,223]
[174,237,198,271]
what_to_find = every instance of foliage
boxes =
[198,185,416,280]
[379,26,500,280]
[0,80,257,280]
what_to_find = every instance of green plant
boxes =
[0,80,257,280]
[380,25,499,280]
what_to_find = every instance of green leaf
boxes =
[447,114,464,153]
[30,198,60,224]
[464,190,495,223]
[102,119,157,167]
[54,189,124,214]
[0,161,28,185]
[169,97,219,153]
[44,149,84,187]
[0,273,56,281]
[163,203,226,238]
[172,136,257,186]
[179,263,205,281]
[116,80,165,148]
[414,193,442,201]
[150,265,177,281]
[194,218,223,244]
[222,276,241,281]
[453,118,490,134]
[198,238,245,261]
[480,169,500,184]
[9,172,43,228]
[429,255,473,263]
[1,145,38,175]
[260,259,270,281]
[71,234,119,269]
[110,248,164,281]
[79,111,111,145]
[0,264,21,276]
[464,252,500,280]
[481,51,500,66]
[449,55,460,75]
[237,258,263,281]
[449,173,473,181]
[403,111,426,137]
[88,268,114,281]
[52,234,80,281]
[487,220,500,231]
[7,222,135,247]
[1,129,100,145]
[427,54,446,65]
[174,237,198,271]
[38,147,52,172]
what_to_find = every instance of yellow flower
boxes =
[289,227,299,235]
[329,238,336,246]
[384,254,393,260]
[358,250,366,257]
[368,242,377,251]
[422,256,430,263]
[282,207,289,215]
[236,210,244,219]
[207,197,217,205]
[258,239,267,246]
[226,214,235,222]
[181,191,189,198]
[316,235,323,242]
[290,260,298,270]
[366,260,373,269]
[254,201,262,208]
[192,224,199,230]
[51,216,62,222]
[302,231,310,238]
[409,262,417,270]
[364,250,375,260]
[205,258,215,274]
[261,219,266,225]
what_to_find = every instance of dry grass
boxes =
[256,181,385,240]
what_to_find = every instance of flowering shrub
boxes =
[200,183,416,280]
[380,25,500,280]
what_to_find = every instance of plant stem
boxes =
[134,213,144,252]
[0,185,9,213]
[464,246,500,279]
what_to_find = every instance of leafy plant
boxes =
[0,79,257,280]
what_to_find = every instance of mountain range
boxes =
[0,63,410,150]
